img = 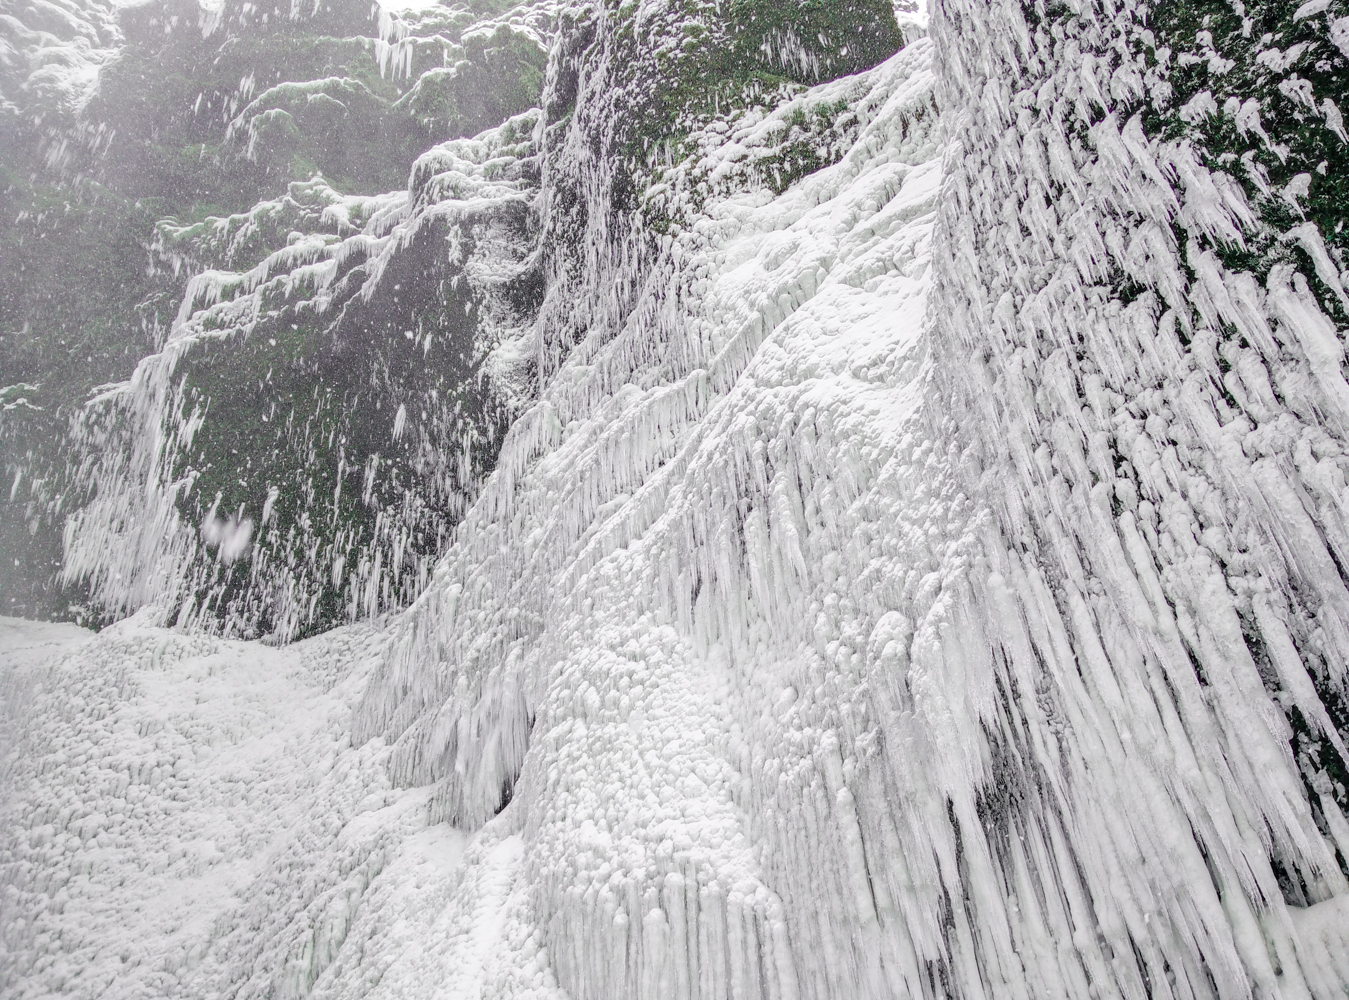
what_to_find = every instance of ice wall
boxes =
[924,0,1349,994]
[354,2,1349,998]
[351,12,970,999]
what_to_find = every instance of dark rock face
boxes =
[87,0,548,207]
[1,0,549,626]
[63,118,545,639]
[2,0,905,638]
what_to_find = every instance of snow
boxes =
[0,613,567,998]
[0,619,92,672]
[1,614,493,998]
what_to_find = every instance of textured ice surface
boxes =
[0,615,536,999]
[8,2,1349,999]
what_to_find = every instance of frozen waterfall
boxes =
[5,0,1349,998]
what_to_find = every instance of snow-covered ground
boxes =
[0,614,555,999]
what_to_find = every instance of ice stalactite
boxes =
[919,0,1349,995]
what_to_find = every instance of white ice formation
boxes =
[6,1,1349,999]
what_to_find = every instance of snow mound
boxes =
[0,615,547,999]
